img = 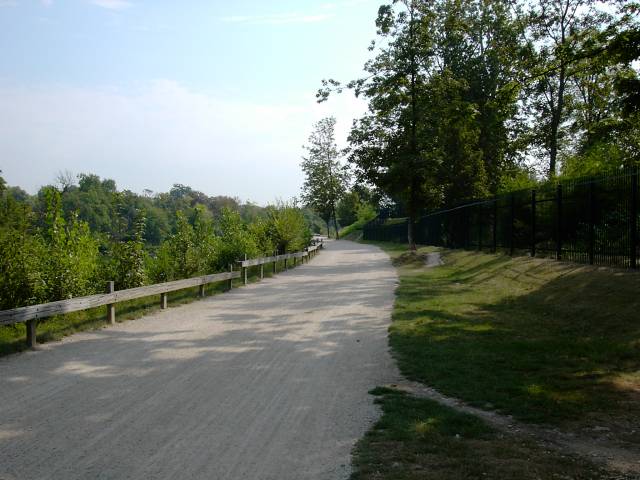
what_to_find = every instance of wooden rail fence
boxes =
[0,243,323,349]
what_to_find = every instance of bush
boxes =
[264,203,311,253]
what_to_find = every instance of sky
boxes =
[0,0,379,204]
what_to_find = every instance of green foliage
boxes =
[0,230,45,309]
[216,207,258,270]
[264,202,311,253]
[0,172,315,311]
[319,0,639,225]
[561,142,628,178]
[339,201,378,238]
[336,190,360,226]
[300,117,349,237]
[149,208,221,282]
[40,187,99,300]
[109,211,148,289]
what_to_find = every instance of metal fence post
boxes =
[493,198,498,253]
[464,208,469,249]
[478,205,483,251]
[589,181,595,265]
[106,281,115,324]
[531,189,536,258]
[556,183,563,260]
[510,193,515,256]
[631,171,638,269]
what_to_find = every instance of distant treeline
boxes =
[0,172,316,311]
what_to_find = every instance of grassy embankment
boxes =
[0,258,297,357]
[352,242,640,479]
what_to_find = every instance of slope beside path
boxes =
[0,240,399,480]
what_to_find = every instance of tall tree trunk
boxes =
[325,220,330,238]
[407,215,416,251]
[549,65,566,178]
[549,22,568,179]
[332,206,340,240]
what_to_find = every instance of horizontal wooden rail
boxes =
[0,244,322,349]
[0,271,240,327]
[236,243,323,285]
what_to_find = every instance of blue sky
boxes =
[0,0,378,203]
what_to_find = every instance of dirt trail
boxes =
[0,240,399,480]
[390,380,640,476]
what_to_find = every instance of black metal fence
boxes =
[363,168,640,269]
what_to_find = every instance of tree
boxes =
[321,1,441,249]
[524,0,608,177]
[264,202,311,253]
[40,187,99,300]
[336,190,361,226]
[300,117,348,238]
[110,210,148,289]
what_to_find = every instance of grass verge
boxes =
[351,387,611,479]
[369,242,640,443]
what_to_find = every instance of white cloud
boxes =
[0,81,366,204]
[90,0,132,10]
[222,12,335,25]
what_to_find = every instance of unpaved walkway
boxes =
[0,241,399,480]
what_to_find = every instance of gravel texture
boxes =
[0,240,399,480]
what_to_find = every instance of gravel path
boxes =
[0,240,399,480]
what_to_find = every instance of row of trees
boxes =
[0,172,312,311]
[318,0,639,248]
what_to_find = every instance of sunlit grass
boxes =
[351,388,607,479]
[367,241,640,431]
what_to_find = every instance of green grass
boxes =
[351,388,610,479]
[369,242,640,440]
[0,257,298,357]
[339,216,376,240]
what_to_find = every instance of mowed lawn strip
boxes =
[371,242,640,441]
[351,387,610,480]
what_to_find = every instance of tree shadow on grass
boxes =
[390,253,640,446]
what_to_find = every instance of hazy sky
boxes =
[0,0,378,204]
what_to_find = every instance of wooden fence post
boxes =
[556,183,563,260]
[531,189,536,258]
[631,171,638,269]
[243,254,248,286]
[284,257,288,270]
[26,319,37,349]
[228,264,233,290]
[160,293,168,310]
[199,284,206,298]
[273,251,277,274]
[106,281,115,325]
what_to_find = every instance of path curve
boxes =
[0,240,399,480]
